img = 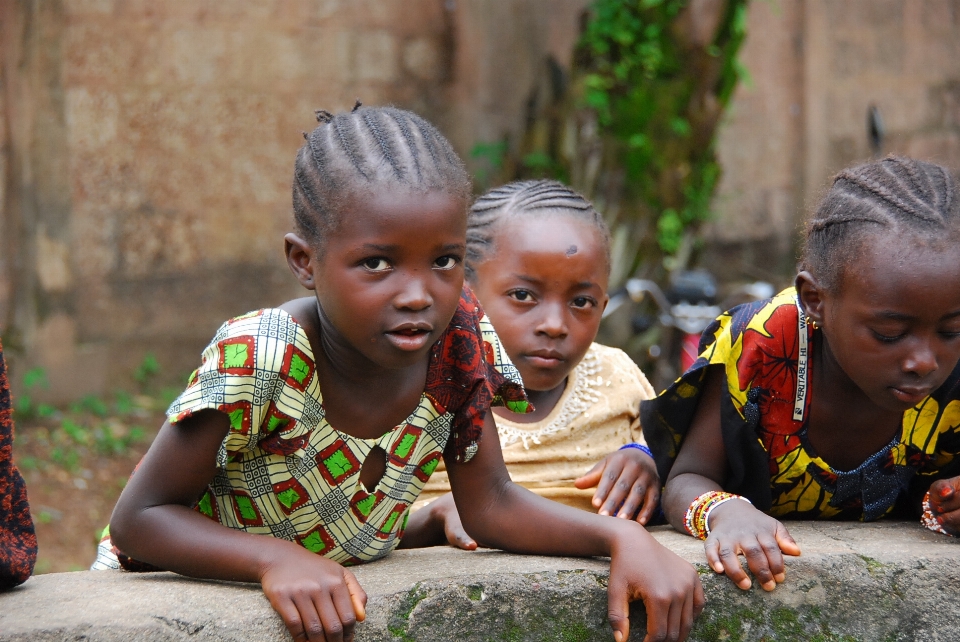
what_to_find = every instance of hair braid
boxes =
[465,179,611,281]
[292,104,471,252]
[802,156,960,291]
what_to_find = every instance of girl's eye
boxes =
[572,296,596,309]
[873,331,905,344]
[434,256,459,270]
[362,258,390,272]
[509,290,534,303]
[940,330,960,340]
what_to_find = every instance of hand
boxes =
[260,547,367,642]
[703,499,800,591]
[575,448,661,524]
[608,525,705,642]
[927,476,960,534]
[428,492,478,551]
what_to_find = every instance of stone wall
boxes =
[2,522,959,641]
[2,0,959,401]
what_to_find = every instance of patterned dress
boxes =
[416,343,656,513]
[0,338,38,589]
[94,288,526,569]
[642,288,960,521]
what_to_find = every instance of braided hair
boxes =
[465,179,611,281]
[802,156,960,291]
[293,102,471,251]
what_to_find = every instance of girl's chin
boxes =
[519,372,569,395]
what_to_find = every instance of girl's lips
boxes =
[385,326,433,352]
[524,352,566,368]
[890,386,931,406]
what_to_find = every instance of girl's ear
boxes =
[795,271,825,325]
[285,233,318,290]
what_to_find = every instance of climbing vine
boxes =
[508,0,751,283]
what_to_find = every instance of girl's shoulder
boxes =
[581,343,656,402]
[209,305,313,351]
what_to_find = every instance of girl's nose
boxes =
[535,305,568,339]
[903,340,938,378]
[394,276,432,311]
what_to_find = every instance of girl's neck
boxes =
[297,298,429,440]
[806,331,903,471]
[494,378,568,424]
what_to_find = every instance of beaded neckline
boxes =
[496,348,603,450]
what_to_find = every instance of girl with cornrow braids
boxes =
[404,180,661,549]
[98,105,704,642]
[643,155,960,594]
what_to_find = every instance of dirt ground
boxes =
[12,393,168,574]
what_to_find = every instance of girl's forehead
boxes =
[497,213,602,245]
[338,188,467,228]
[838,236,960,311]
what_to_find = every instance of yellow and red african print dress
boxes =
[97,288,526,569]
[642,288,960,521]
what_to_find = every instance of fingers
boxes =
[741,534,783,591]
[574,460,604,490]
[930,478,960,513]
[599,465,636,516]
[342,569,367,622]
[774,523,801,557]
[315,588,356,642]
[594,462,624,512]
[293,592,329,641]
[271,596,313,642]
[606,573,630,642]
[709,538,752,590]
[635,484,660,526]
[442,509,477,550]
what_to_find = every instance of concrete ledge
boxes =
[2,522,959,641]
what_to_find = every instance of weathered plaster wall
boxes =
[0,0,590,401]
[707,0,960,283]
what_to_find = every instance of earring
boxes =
[805,315,820,330]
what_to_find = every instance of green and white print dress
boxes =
[93,288,527,569]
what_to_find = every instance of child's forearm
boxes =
[662,472,725,534]
[110,502,300,583]
[457,479,654,558]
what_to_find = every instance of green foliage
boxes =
[13,367,56,421]
[134,352,161,390]
[470,141,509,190]
[576,0,750,272]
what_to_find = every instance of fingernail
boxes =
[939,485,953,498]
[774,572,786,583]
[740,579,752,590]
[613,631,623,642]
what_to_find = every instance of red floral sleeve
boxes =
[424,287,529,462]
[0,339,38,589]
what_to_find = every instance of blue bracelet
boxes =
[620,442,654,459]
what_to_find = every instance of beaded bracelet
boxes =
[683,491,751,540]
[921,490,952,536]
[619,442,654,459]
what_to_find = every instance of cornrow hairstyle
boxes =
[465,179,612,281]
[802,155,960,291]
[292,103,472,251]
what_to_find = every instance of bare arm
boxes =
[445,414,704,642]
[109,411,365,642]
[661,365,799,591]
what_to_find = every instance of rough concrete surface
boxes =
[2,521,959,641]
